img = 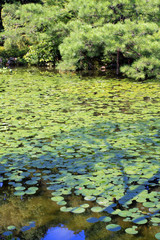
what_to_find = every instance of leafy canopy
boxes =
[1,0,160,79]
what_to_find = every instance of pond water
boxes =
[0,68,160,240]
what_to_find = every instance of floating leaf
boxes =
[25,180,37,185]
[99,216,111,222]
[133,217,148,225]
[15,186,25,191]
[151,217,160,223]
[84,196,96,201]
[21,226,31,232]
[60,207,73,212]
[125,227,138,235]
[51,196,64,202]
[118,210,132,217]
[57,201,67,206]
[7,226,16,230]
[143,202,155,208]
[25,187,38,195]
[2,231,13,236]
[155,233,160,240]
[80,204,89,208]
[106,224,121,232]
[14,191,25,196]
[71,207,85,214]
[91,207,104,213]
[87,217,99,223]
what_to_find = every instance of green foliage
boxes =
[121,57,160,80]
[1,0,160,79]
[1,2,70,64]
[0,46,5,57]
[57,1,160,79]
[102,20,160,80]
[24,40,58,65]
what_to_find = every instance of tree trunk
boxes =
[116,48,120,75]
[0,5,3,32]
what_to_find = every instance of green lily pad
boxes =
[143,202,155,208]
[155,233,160,240]
[25,187,38,195]
[106,224,121,232]
[99,216,111,222]
[84,196,96,201]
[51,191,63,196]
[71,207,85,214]
[133,217,148,225]
[118,210,132,217]
[25,180,37,185]
[51,196,64,202]
[123,217,131,222]
[151,217,160,223]
[60,207,73,212]
[14,191,25,196]
[7,226,16,230]
[91,207,104,213]
[80,204,90,208]
[125,227,138,235]
[153,223,159,227]
[57,201,67,206]
[15,186,25,191]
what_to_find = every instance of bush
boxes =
[0,46,6,57]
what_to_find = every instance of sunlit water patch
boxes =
[0,67,160,239]
[42,225,85,240]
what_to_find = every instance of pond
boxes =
[0,68,160,240]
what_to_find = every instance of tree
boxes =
[0,0,42,32]
[1,0,160,79]
[57,0,160,79]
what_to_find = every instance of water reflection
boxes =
[42,225,85,240]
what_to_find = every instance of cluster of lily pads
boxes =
[0,69,160,239]
[1,221,35,239]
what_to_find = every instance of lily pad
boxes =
[155,233,160,240]
[7,226,16,230]
[91,207,104,212]
[14,191,25,196]
[25,180,37,185]
[57,201,67,206]
[133,217,148,225]
[151,217,160,223]
[15,186,25,191]
[21,226,31,232]
[71,207,85,214]
[143,202,155,208]
[80,203,90,208]
[84,196,96,201]
[60,207,73,212]
[125,227,138,235]
[87,217,99,223]
[25,187,38,195]
[106,224,121,232]
[2,231,13,236]
[99,216,111,222]
[51,196,64,202]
